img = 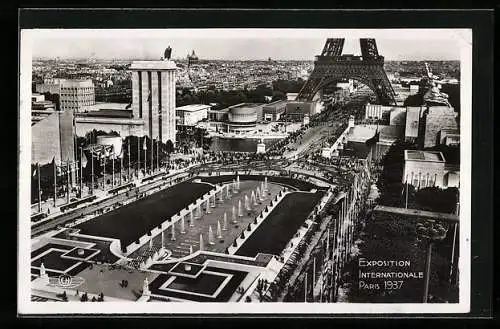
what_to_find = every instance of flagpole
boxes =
[120,148,123,185]
[319,276,323,303]
[112,150,115,187]
[53,159,57,206]
[150,137,154,173]
[66,161,70,204]
[144,136,147,176]
[330,216,337,302]
[128,139,131,180]
[449,196,459,288]
[37,163,42,213]
[80,147,83,198]
[91,150,94,195]
[137,136,140,177]
[405,178,409,209]
[304,272,307,303]
[312,257,316,299]
[156,138,159,171]
[103,155,106,190]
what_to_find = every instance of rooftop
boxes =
[40,78,94,88]
[264,100,288,107]
[209,107,230,113]
[78,109,133,119]
[176,104,211,112]
[130,60,177,71]
[441,128,460,134]
[85,102,130,111]
[404,150,445,162]
[60,79,94,88]
[32,100,55,106]
[374,205,458,223]
[230,103,262,109]
[348,124,400,143]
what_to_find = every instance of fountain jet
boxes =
[223,212,228,230]
[251,190,257,205]
[217,220,222,239]
[189,211,194,227]
[196,204,201,218]
[208,226,215,245]
[180,216,186,234]
[232,206,237,223]
[171,223,176,241]
[238,200,243,217]
[206,199,211,214]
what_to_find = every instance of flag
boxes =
[51,157,61,177]
[81,151,88,167]
[118,145,124,159]
[142,137,147,150]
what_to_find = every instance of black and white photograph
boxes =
[18,25,473,314]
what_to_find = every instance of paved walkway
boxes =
[283,124,340,160]
[131,181,282,259]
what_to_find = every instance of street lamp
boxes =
[416,219,449,303]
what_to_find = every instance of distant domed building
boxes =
[187,50,199,66]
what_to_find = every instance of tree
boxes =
[403,94,424,107]
[165,140,174,155]
[271,90,286,101]
[415,187,458,213]
[439,83,460,112]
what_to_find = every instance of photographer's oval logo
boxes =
[58,274,72,287]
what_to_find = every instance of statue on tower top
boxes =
[164,46,172,60]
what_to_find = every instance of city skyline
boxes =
[27,29,468,61]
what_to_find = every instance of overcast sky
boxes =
[27,29,469,61]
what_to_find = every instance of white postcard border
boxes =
[18,28,472,314]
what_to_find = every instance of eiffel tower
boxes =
[297,38,396,105]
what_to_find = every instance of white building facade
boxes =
[403,150,459,189]
[176,104,210,126]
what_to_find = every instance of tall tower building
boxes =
[130,55,177,144]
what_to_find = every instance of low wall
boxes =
[227,188,289,255]
[322,124,352,158]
